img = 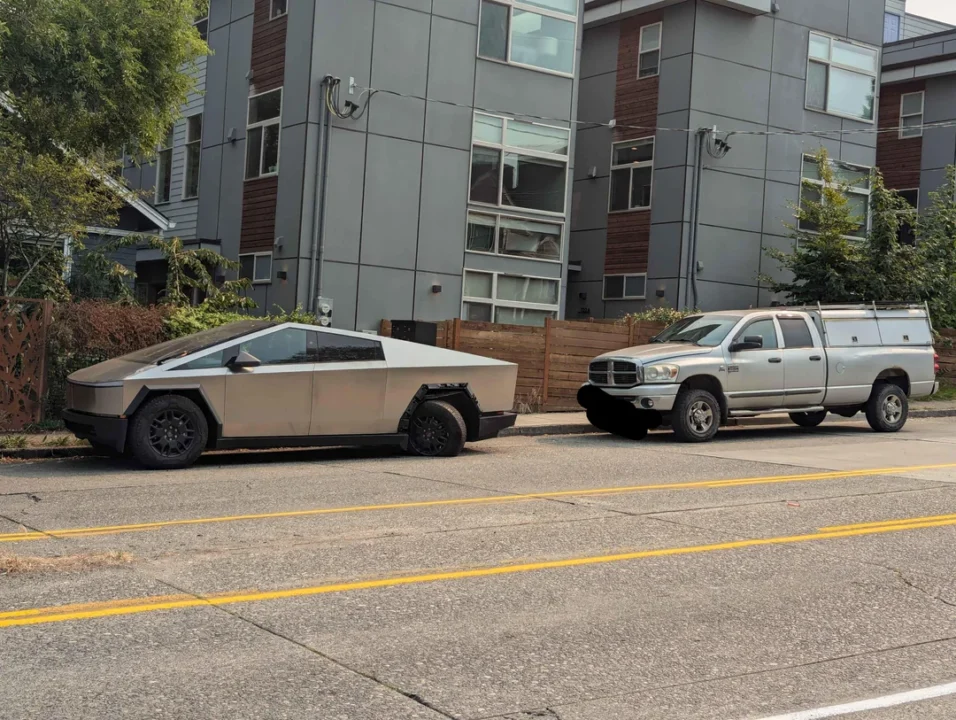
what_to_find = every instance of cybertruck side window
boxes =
[179,351,227,370]
[315,331,385,364]
[239,329,316,366]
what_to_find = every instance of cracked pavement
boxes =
[2,417,956,719]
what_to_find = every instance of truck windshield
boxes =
[653,315,739,347]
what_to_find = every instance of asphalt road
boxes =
[2,418,956,720]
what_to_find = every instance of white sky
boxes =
[906,0,956,25]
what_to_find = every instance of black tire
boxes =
[672,388,720,443]
[789,411,828,428]
[128,395,208,470]
[865,383,909,433]
[407,400,467,457]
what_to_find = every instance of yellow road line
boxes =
[821,512,956,532]
[2,462,955,545]
[4,511,956,629]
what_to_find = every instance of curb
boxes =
[1,408,951,459]
[502,406,955,438]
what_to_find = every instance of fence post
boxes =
[453,318,461,350]
[542,317,552,404]
[35,300,53,424]
[627,315,635,347]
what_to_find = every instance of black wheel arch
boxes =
[678,375,728,422]
[125,386,222,449]
[874,368,911,397]
[400,384,483,442]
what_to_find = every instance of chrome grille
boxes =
[588,359,640,387]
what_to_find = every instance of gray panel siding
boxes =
[903,13,953,40]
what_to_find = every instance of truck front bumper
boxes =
[577,383,680,412]
[63,410,128,453]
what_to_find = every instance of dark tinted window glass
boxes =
[180,351,225,370]
[478,0,509,61]
[898,189,918,245]
[316,332,385,363]
[604,275,624,299]
[240,329,313,366]
[740,319,778,350]
[779,318,814,348]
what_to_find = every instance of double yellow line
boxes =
[3,462,955,544]
[4,507,956,629]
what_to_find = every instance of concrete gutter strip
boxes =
[2,406,952,460]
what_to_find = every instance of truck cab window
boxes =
[779,318,814,348]
[738,319,778,350]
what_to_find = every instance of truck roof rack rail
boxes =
[800,302,928,311]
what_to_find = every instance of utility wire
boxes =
[352,83,956,139]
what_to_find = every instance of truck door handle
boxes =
[768,357,782,364]
[810,355,822,361]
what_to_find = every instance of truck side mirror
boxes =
[732,335,764,352]
[227,350,261,371]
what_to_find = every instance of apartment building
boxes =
[117,0,582,330]
[883,0,952,42]
[877,27,956,222]
[568,0,889,318]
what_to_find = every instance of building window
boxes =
[478,0,577,76]
[183,114,203,199]
[194,12,208,41]
[898,189,919,245]
[469,113,570,216]
[462,270,560,326]
[239,252,273,284]
[466,213,562,262]
[900,91,924,139]
[806,32,878,123]
[638,23,661,78]
[609,138,654,212]
[603,274,647,300]
[155,127,174,205]
[246,89,282,180]
[271,0,288,19]
[884,12,901,43]
[799,155,871,239]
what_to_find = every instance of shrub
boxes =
[626,306,699,327]
[164,305,249,339]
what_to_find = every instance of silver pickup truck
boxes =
[577,304,940,443]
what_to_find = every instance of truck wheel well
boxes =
[875,369,910,397]
[679,375,728,421]
[401,384,482,442]
[128,389,220,448]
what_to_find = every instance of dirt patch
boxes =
[0,551,134,576]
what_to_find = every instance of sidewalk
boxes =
[503,399,956,438]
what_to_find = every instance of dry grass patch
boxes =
[0,551,134,576]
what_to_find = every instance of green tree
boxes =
[0,127,121,297]
[915,167,956,328]
[863,172,925,304]
[763,148,869,304]
[0,0,208,157]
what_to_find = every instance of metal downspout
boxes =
[308,76,333,313]
[686,129,706,310]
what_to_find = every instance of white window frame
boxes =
[465,211,564,265]
[899,91,925,139]
[476,0,579,79]
[461,270,561,324]
[798,154,873,239]
[245,88,283,181]
[270,0,288,20]
[608,137,655,213]
[602,273,647,301]
[155,127,174,205]
[805,32,879,124]
[239,252,273,285]
[638,22,662,79]
[182,113,203,200]
[469,112,571,219]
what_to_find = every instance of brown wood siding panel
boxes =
[605,212,650,274]
[241,177,279,253]
[604,13,660,276]
[240,0,287,254]
[877,80,925,191]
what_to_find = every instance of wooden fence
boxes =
[381,318,956,413]
[381,318,665,412]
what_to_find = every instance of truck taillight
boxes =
[935,353,940,375]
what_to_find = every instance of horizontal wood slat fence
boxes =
[381,318,956,413]
[381,318,665,412]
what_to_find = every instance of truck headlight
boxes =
[643,364,680,383]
